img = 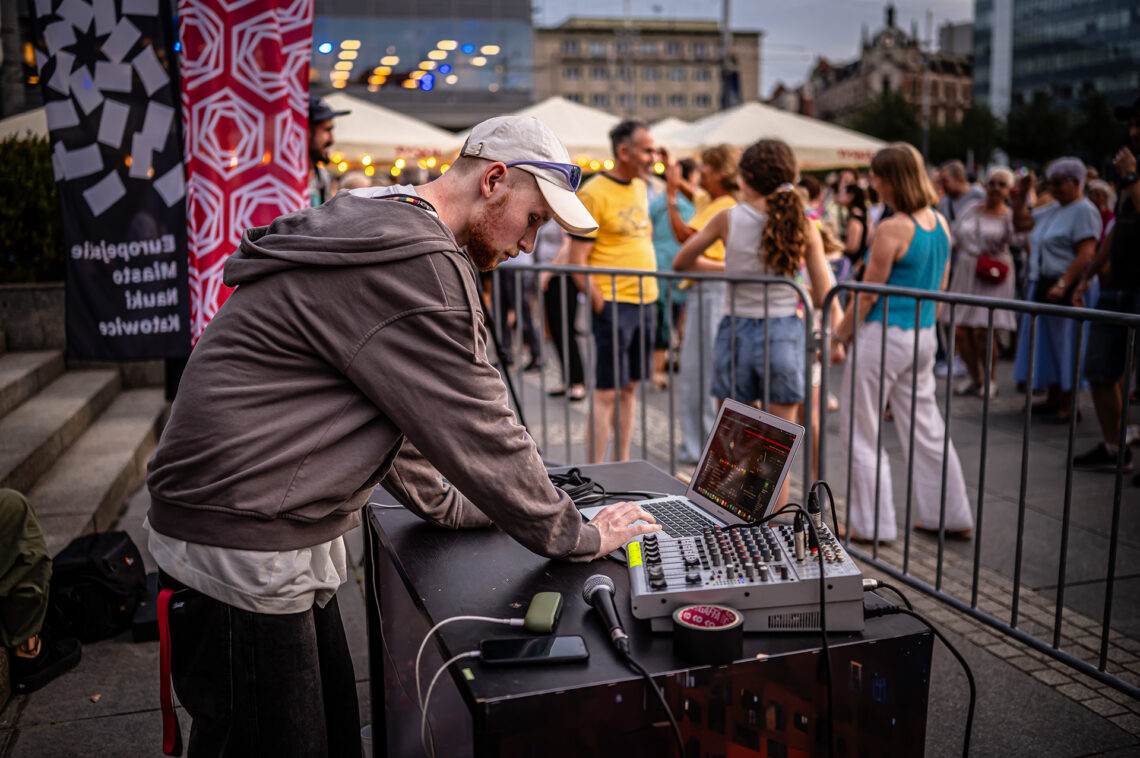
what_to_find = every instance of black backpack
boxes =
[45,531,147,642]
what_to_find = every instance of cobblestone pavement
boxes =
[507,356,1140,741]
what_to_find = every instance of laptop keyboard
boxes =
[641,498,717,538]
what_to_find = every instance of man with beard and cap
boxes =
[1071,95,1140,479]
[145,115,661,756]
[309,95,351,206]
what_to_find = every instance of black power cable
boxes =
[863,585,976,758]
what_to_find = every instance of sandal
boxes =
[913,522,972,541]
[568,384,587,402]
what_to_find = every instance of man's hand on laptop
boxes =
[590,502,662,559]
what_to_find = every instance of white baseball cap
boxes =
[460,115,597,235]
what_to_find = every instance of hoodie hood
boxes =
[224,190,460,286]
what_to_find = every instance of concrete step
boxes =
[0,350,65,419]
[29,389,169,557]
[0,369,121,495]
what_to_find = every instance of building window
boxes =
[592,93,611,108]
[692,42,708,58]
[665,41,684,57]
[668,67,685,82]
[618,93,633,109]
[693,68,712,82]
[639,41,658,56]
[643,67,660,81]
[668,93,686,108]
[562,40,579,56]
[617,66,633,81]
[643,93,661,107]
[591,66,609,81]
[588,40,607,57]
[932,80,940,98]
[694,93,711,108]
[566,93,583,103]
[616,41,630,56]
[563,66,581,81]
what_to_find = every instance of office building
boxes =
[533,17,761,122]
[973,0,1139,118]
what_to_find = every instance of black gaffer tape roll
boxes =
[672,604,744,665]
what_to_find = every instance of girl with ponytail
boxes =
[674,139,840,503]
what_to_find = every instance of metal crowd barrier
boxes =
[487,264,815,499]
[819,281,1140,699]
[486,265,1140,698]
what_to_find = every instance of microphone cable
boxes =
[617,648,686,757]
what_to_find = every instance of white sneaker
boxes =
[934,360,950,377]
[951,356,970,378]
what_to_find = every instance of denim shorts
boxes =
[593,301,656,389]
[1085,289,1140,384]
[712,315,806,404]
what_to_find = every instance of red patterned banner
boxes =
[178,0,311,341]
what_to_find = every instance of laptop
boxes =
[578,399,805,538]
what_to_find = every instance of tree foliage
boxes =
[0,133,63,283]
[848,90,922,146]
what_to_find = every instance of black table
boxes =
[364,461,933,757]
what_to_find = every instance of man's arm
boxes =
[1073,225,1114,308]
[1011,171,1036,232]
[354,290,655,560]
[1114,147,1140,211]
[568,236,604,313]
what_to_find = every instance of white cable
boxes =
[414,615,523,712]
[420,650,480,758]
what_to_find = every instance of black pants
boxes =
[543,275,585,386]
[160,571,360,757]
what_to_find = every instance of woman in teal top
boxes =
[834,143,974,544]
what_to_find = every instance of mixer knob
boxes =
[685,571,701,584]
[647,565,665,580]
[744,565,754,579]
[759,565,770,581]
[650,578,667,591]
[779,566,789,580]
[684,555,700,568]
[726,566,737,580]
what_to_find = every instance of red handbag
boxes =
[975,254,1010,284]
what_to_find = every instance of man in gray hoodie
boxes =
[146,115,660,756]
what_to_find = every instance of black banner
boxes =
[32,0,190,360]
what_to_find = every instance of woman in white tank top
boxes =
[674,139,840,503]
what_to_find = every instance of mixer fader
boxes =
[629,522,866,633]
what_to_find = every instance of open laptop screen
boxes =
[690,405,798,522]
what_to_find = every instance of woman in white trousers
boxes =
[836,143,974,542]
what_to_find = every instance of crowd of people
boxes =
[313,94,1140,541]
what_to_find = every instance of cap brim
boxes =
[534,176,597,235]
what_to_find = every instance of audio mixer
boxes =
[628,521,865,633]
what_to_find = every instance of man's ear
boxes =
[480,162,509,198]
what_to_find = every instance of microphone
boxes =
[582,574,630,654]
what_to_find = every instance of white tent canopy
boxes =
[676,102,885,169]
[456,96,620,161]
[0,107,48,140]
[322,93,463,164]
[650,116,695,152]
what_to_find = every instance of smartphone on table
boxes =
[479,635,589,666]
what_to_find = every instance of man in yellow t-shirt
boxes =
[568,120,659,463]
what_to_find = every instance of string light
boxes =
[480,45,500,55]
[381,55,399,66]
[427,50,447,60]
[341,40,361,50]
[437,40,458,50]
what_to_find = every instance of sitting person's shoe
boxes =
[1073,443,1133,472]
[12,634,82,694]
[523,358,543,372]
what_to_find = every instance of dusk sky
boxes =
[534,0,975,98]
